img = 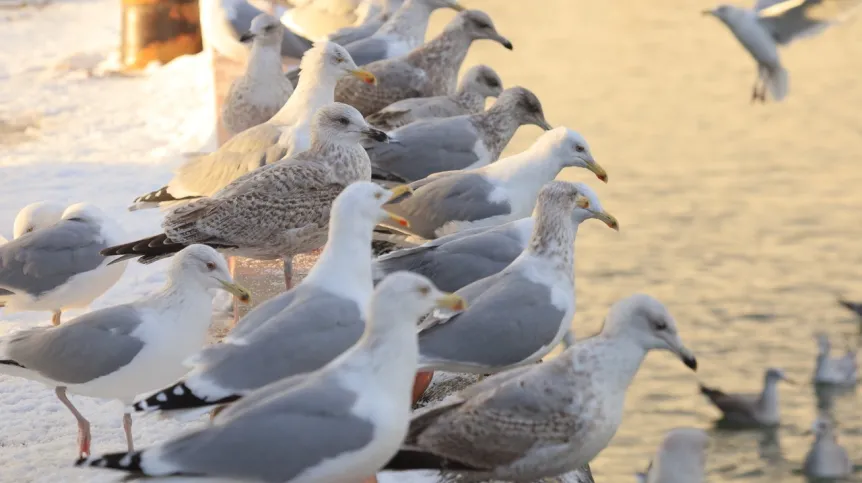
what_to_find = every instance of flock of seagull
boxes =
[1,0,861,481]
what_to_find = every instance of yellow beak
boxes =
[435,292,467,311]
[350,69,377,86]
[218,279,251,304]
[575,193,591,210]
[387,184,413,202]
[585,160,608,183]
[593,211,619,231]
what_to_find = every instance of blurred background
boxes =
[1,0,862,481]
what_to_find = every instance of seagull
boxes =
[383,293,698,481]
[367,64,503,131]
[129,42,376,210]
[367,86,552,183]
[812,332,858,385]
[703,0,862,102]
[803,414,853,479]
[0,245,250,458]
[335,9,513,116]
[636,428,709,483]
[413,181,590,375]
[327,0,404,46]
[286,0,466,85]
[130,181,411,417]
[9,201,65,240]
[77,272,465,482]
[0,203,127,326]
[221,14,295,137]
[104,104,385,291]
[699,367,792,427]
[373,182,618,293]
[377,127,606,241]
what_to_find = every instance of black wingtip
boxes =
[133,382,240,413]
[383,449,484,472]
[76,451,144,474]
[0,360,25,368]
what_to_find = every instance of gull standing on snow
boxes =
[0,245,250,458]
[373,182,618,293]
[130,182,411,417]
[130,42,376,210]
[413,181,590,376]
[384,294,698,481]
[327,0,404,46]
[368,86,552,183]
[78,273,465,482]
[377,127,606,241]
[703,0,862,102]
[0,203,126,326]
[813,332,858,385]
[699,367,792,427]
[221,14,295,137]
[803,414,853,479]
[335,9,513,116]
[367,64,503,131]
[287,0,465,85]
[105,104,386,290]
[635,428,709,483]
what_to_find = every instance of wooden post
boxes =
[121,0,203,70]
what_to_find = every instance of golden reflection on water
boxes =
[430,0,862,480]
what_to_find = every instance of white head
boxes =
[603,294,698,371]
[447,10,513,50]
[702,4,747,24]
[299,41,377,85]
[170,245,251,302]
[370,272,466,331]
[764,367,791,384]
[330,181,412,232]
[534,127,607,182]
[459,64,503,98]
[311,102,390,146]
[13,201,65,238]
[567,182,618,230]
[239,14,285,47]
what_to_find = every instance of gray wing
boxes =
[366,117,482,181]
[418,271,566,371]
[382,173,511,239]
[335,58,429,116]
[2,305,144,384]
[345,37,392,66]
[153,377,374,482]
[0,219,107,296]
[193,286,364,394]
[168,143,287,198]
[700,385,760,418]
[372,221,525,292]
[366,97,462,130]
[411,356,581,469]
[226,289,300,341]
[329,15,386,45]
[758,0,861,44]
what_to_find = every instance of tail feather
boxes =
[132,381,239,414]
[130,186,200,212]
[383,448,485,472]
[766,65,788,102]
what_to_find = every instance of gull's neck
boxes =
[305,138,373,182]
[470,103,524,160]
[245,42,285,83]
[452,88,487,114]
[525,202,576,278]
[408,27,473,95]
[146,275,215,320]
[377,0,433,46]
[269,68,337,125]
[564,335,647,399]
[302,213,375,307]
[758,377,780,418]
[483,143,564,189]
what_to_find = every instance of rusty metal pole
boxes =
[121,0,203,70]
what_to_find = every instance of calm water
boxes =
[431,0,862,481]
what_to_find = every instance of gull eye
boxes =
[335,56,345,63]
[264,25,276,33]
[418,286,431,295]
[575,145,585,153]
[374,192,383,199]
[474,20,490,29]
[206,261,217,271]
[338,117,350,126]
[25,227,33,233]
[653,320,668,331]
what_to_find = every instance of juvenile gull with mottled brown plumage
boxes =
[103,103,386,289]
[335,9,513,116]
[383,293,698,482]
[367,64,503,131]
[367,86,551,183]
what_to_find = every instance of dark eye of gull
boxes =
[474,20,491,29]
[338,117,350,126]
[264,25,276,33]
[485,77,499,88]
[652,319,668,331]
[575,145,585,152]
[206,261,217,271]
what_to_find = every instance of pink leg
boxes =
[55,387,91,458]
[283,256,294,290]
[123,413,134,451]
[51,311,62,326]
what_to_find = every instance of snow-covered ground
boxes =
[0,1,222,481]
